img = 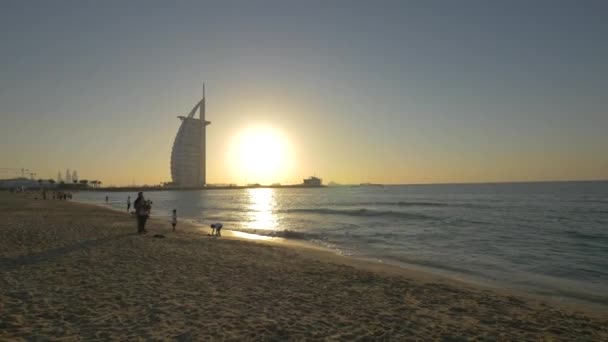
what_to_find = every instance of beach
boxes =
[1,192,606,341]
[76,183,608,308]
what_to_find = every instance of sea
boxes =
[75,181,608,310]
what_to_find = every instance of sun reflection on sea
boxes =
[229,230,275,241]
[246,188,278,231]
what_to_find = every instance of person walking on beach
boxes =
[105,195,109,203]
[171,209,177,232]
[127,196,131,212]
[133,192,148,234]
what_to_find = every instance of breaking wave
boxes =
[332,201,484,208]
[333,201,450,207]
[221,227,322,240]
[279,208,434,220]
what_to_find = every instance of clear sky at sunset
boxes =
[1,0,607,185]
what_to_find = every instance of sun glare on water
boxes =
[227,126,294,184]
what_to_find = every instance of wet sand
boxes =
[1,192,606,341]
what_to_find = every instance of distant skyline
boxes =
[1,0,607,186]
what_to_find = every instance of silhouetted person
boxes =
[105,195,109,203]
[127,196,131,212]
[210,223,222,237]
[171,209,177,231]
[133,192,148,234]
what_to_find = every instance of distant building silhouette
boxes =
[72,170,78,183]
[57,171,63,183]
[65,168,71,183]
[170,85,211,187]
[303,176,322,186]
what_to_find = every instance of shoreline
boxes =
[80,197,608,316]
[1,191,607,340]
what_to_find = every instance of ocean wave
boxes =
[577,199,608,205]
[279,208,434,220]
[222,227,322,240]
[563,230,608,241]
[346,201,450,207]
[331,201,486,209]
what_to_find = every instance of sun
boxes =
[227,126,294,184]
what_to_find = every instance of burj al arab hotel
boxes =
[170,86,211,187]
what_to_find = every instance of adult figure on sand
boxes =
[133,192,149,234]
[171,209,177,232]
[127,196,131,212]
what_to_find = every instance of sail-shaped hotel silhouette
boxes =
[170,85,211,187]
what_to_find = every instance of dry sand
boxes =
[0,191,606,341]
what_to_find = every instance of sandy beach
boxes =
[1,192,606,341]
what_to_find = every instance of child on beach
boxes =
[210,223,223,237]
[171,209,177,231]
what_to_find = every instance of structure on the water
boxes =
[303,176,322,187]
[170,85,211,187]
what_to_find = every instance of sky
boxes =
[1,0,607,185]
